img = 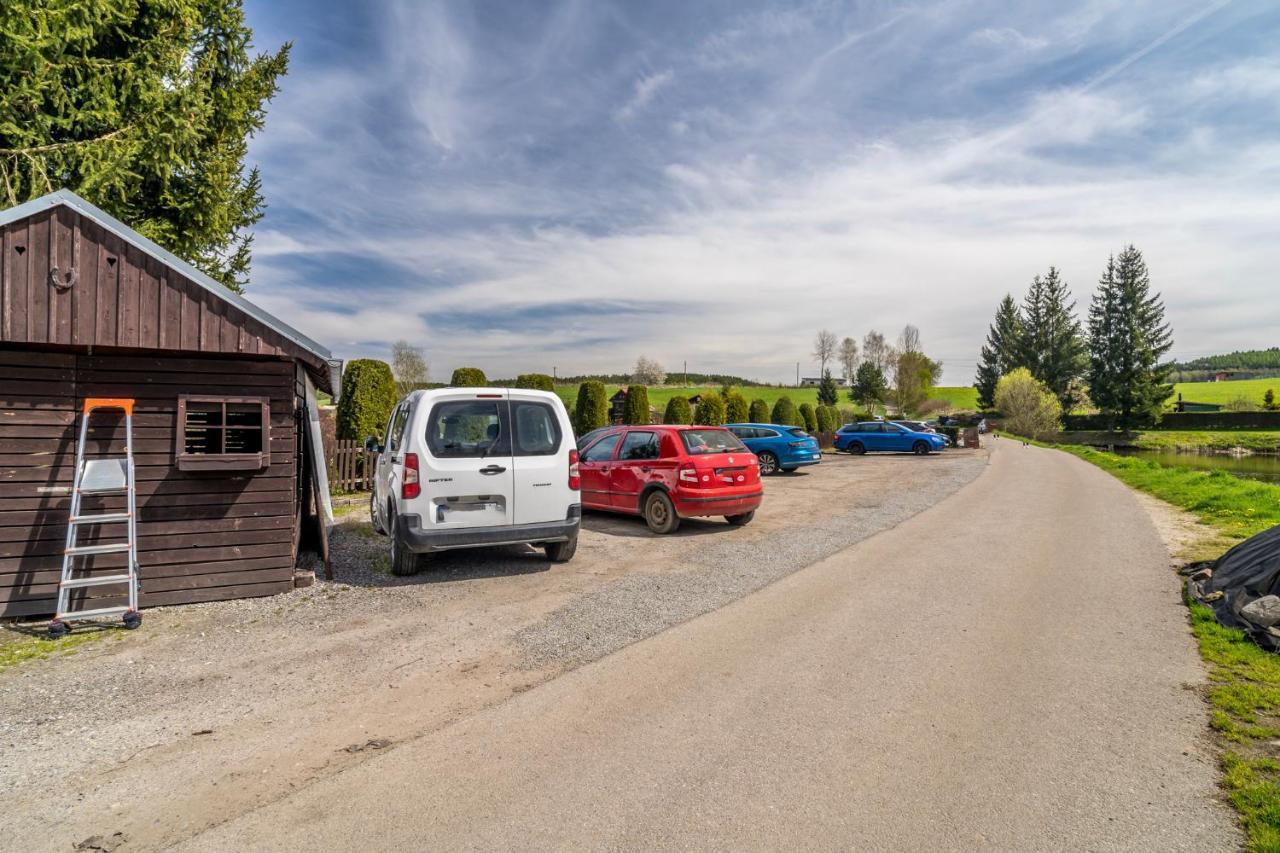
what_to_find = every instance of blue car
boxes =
[725,423,822,475]
[833,421,948,455]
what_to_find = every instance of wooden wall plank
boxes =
[74,217,99,343]
[10,221,29,341]
[138,255,160,348]
[118,241,141,347]
[179,277,199,349]
[27,213,50,344]
[96,228,120,346]
[50,206,75,343]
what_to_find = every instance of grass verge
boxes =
[1041,440,1280,850]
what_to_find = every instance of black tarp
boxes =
[1189,524,1280,650]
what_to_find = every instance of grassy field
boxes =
[1049,444,1280,849]
[1133,431,1280,453]
[1173,378,1280,408]
[551,383,980,415]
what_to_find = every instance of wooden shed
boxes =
[0,190,341,618]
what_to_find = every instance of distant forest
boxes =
[1171,348,1280,381]
[553,372,771,387]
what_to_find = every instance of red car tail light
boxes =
[402,452,421,499]
[679,466,699,484]
[568,449,581,490]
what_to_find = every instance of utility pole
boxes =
[553,366,557,381]
[796,362,800,386]
[684,360,688,388]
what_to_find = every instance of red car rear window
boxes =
[679,429,748,454]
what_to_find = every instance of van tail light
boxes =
[568,449,580,491]
[679,466,699,484]
[402,453,421,499]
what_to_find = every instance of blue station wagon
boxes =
[725,423,822,475]
[833,421,948,455]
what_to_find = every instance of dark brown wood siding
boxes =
[0,206,328,382]
[0,347,299,617]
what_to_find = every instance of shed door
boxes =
[0,349,79,618]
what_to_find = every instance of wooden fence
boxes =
[328,439,377,492]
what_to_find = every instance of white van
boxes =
[366,388,581,575]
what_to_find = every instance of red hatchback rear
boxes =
[577,425,763,533]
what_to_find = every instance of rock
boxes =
[1241,595,1280,628]
[1189,568,1212,583]
[75,833,126,852]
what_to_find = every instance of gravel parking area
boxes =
[1,446,987,852]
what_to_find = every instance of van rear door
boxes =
[419,392,514,529]
[509,395,573,524]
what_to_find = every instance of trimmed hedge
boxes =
[623,385,651,424]
[771,396,801,427]
[694,392,726,425]
[574,381,609,435]
[725,392,749,424]
[798,403,818,433]
[815,405,835,433]
[513,373,555,391]
[450,367,488,387]
[336,359,396,441]
[664,395,693,424]
[748,398,770,423]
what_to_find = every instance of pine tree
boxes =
[1018,267,1086,410]
[0,1,290,292]
[1087,246,1174,429]
[974,294,1023,410]
[816,369,839,406]
[850,361,887,410]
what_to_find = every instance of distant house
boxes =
[799,377,822,386]
[1213,371,1232,382]
[609,389,629,423]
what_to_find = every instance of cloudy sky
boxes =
[241,0,1280,383]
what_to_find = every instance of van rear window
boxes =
[426,401,508,457]
[679,429,747,454]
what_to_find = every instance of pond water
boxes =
[1110,447,1280,484]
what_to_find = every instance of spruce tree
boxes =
[974,294,1023,410]
[850,361,887,410]
[816,369,839,406]
[1018,267,1086,410]
[0,1,290,292]
[1087,246,1174,429]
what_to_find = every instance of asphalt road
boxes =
[178,441,1237,852]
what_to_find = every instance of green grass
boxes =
[551,383,980,416]
[1173,378,1280,408]
[1045,440,1280,849]
[1134,431,1280,453]
[0,629,109,674]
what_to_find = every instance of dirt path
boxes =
[173,441,1238,852]
[2,449,987,852]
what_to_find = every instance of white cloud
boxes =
[615,69,675,122]
[970,27,1049,51]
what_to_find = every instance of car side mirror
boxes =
[364,436,383,454]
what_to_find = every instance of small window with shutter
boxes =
[176,395,271,471]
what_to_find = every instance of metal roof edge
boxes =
[0,189,333,364]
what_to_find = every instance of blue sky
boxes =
[241,0,1280,383]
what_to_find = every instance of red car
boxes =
[577,425,763,533]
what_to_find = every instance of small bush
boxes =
[623,385,651,424]
[664,395,693,424]
[815,405,835,433]
[798,403,818,433]
[771,396,801,427]
[995,367,1062,439]
[694,392,726,425]
[574,381,609,434]
[450,367,488,387]
[336,359,397,441]
[725,392,749,423]
[748,398,770,423]
[513,373,555,392]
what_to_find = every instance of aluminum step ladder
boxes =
[49,399,142,638]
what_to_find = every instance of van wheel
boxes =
[726,510,755,526]
[545,531,578,563]
[389,513,423,576]
[847,442,866,455]
[757,451,779,476]
[912,441,931,455]
[370,491,385,535]
[643,491,681,535]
